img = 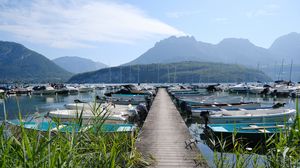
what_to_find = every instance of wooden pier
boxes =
[136,88,208,167]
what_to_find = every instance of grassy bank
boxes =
[0,102,147,167]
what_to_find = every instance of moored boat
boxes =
[290,88,300,98]
[228,83,250,93]
[104,84,152,97]
[78,85,94,93]
[64,102,137,116]
[204,122,292,149]
[66,86,79,94]
[187,101,261,117]
[203,108,296,124]
[6,120,135,133]
[32,86,56,95]
[47,109,128,124]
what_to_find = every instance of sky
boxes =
[0,0,299,66]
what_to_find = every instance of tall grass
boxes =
[0,99,147,167]
[210,98,300,168]
[265,98,300,168]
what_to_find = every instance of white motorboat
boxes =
[78,86,93,93]
[49,103,137,124]
[64,102,136,115]
[66,86,79,94]
[248,85,265,94]
[229,83,250,93]
[203,108,296,124]
[48,109,128,124]
[191,102,262,117]
[32,86,56,95]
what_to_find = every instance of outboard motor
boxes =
[206,85,217,92]
[270,90,278,97]
[261,87,270,96]
[145,96,152,111]
[136,104,149,127]
[272,102,286,108]
[185,105,193,118]
[200,111,210,128]
[179,101,187,113]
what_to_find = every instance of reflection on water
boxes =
[0,90,104,121]
[45,97,55,103]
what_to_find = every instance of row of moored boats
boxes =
[5,84,156,134]
[168,84,297,148]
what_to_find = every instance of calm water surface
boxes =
[0,89,298,167]
[0,90,105,121]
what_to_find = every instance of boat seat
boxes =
[258,129,270,133]
[249,125,258,128]
[50,125,66,132]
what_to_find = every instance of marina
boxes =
[1,1,299,167]
[0,82,299,167]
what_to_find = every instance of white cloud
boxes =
[166,10,203,18]
[246,4,280,18]
[0,0,185,48]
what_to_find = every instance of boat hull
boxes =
[191,103,262,117]
[6,120,135,134]
[204,122,291,150]
[208,109,295,124]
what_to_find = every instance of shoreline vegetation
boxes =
[0,100,148,167]
[0,95,299,167]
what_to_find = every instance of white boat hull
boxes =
[191,103,261,117]
[207,109,296,124]
[48,109,128,124]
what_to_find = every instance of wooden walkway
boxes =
[136,88,208,167]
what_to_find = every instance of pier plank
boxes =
[136,88,208,167]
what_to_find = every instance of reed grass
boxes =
[0,99,147,167]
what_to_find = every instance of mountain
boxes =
[68,61,271,83]
[126,36,217,65]
[0,41,72,83]
[215,38,273,65]
[125,36,273,66]
[53,56,107,74]
[269,32,300,64]
[125,33,300,81]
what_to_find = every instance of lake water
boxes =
[0,89,298,167]
[0,90,105,121]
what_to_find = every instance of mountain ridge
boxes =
[125,32,299,66]
[68,61,271,83]
[53,56,108,74]
[0,41,72,83]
